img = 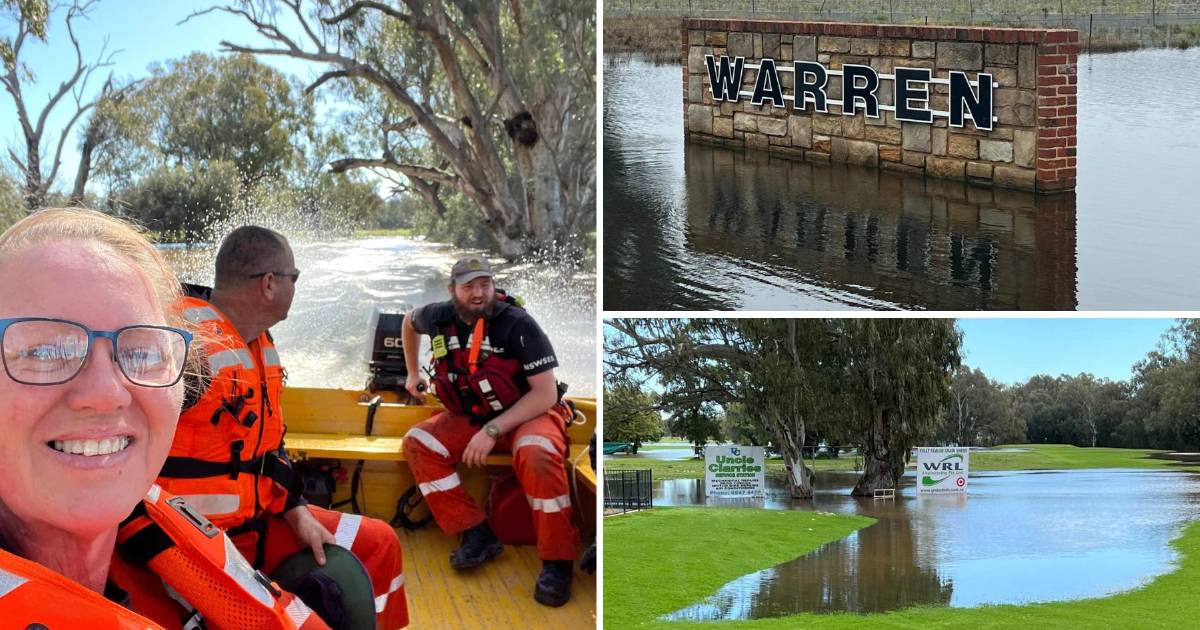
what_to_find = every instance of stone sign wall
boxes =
[682,19,1078,192]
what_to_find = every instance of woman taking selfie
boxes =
[0,208,329,629]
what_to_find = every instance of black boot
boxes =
[534,560,573,607]
[450,521,503,570]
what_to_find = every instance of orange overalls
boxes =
[156,294,408,629]
[402,311,580,561]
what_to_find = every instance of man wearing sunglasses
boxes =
[155,226,409,629]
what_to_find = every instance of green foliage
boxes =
[941,365,1024,446]
[722,402,772,446]
[408,190,491,248]
[0,1,49,71]
[0,170,25,230]
[831,319,960,493]
[667,405,723,450]
[116,161,239,242]
[92,53,309,189]
[87,52,396,239]
[603,379,664,452]
[1132,320,1200,451]
[1016,373,1137,448]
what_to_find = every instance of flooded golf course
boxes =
[604,47,1200,310]
[646,468,1200,619]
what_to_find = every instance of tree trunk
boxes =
[23,135,45,210]
[853,406,904,496]
[770,410,813,499]
[70,122,100,206]
[784,452,815,499]
[515,140,565,247]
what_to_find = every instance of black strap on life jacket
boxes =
[116,502,176,566]
[159,449,302,499]
[117,521,175,566]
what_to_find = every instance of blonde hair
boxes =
[0,208,184,330]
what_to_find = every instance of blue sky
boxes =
[605,318,1177,391]
[0,1,320,192]
[957,318,1173,384]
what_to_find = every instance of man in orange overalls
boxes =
[155,226,409,628]
[401,256,579,607]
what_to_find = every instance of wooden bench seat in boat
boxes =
[279,388,597,492]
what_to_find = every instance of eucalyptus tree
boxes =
[832,319,960,496]
[204,0,595,257]
[603,378,663,454]
[90,53,310,189]
[940,365,1022,447]
[0,0,133,208]
[728,318,844,498]
[1132,319,1200,451]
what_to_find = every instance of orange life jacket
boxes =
[156,294,296,532]
[429,292,527,422]
[0,485,330,630]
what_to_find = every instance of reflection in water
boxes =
[685,147,1077,310]
[605,48,1200,310]
[658,469,1200,619]
[164,237,596,394]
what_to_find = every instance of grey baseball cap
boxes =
[451,256,493,284]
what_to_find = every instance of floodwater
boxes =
[164,237,596,394]
[603,48,1200,310]
[657,469,1200,619]
[608,442,696,461]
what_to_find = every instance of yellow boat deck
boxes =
[280,387,598,629]
[397,526,596,628]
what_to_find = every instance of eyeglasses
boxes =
[0,318,193,388]
[248,270,301,283]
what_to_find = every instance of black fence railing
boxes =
[604,469,654,513]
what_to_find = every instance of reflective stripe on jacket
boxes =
[156,295,291,530]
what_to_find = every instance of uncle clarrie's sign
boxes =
[705,54,997,131]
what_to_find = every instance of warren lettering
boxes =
[704,54,995,131]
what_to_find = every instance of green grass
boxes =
[970,444,1199,471]
[352,227,415,237]
[605,507,1200,629]
[604,508,876,629]
[603,444,1199,479]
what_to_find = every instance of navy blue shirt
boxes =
[411,298,559,380]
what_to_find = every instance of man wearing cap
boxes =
[158,226,409,628]
[401,256,579,607]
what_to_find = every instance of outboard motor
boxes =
[366,304,411,394]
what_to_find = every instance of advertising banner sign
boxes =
[916,446,970,495]
[705,445,765,498]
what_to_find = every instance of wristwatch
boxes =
[484,422,501,439]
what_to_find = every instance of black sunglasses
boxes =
[248,270,301,282]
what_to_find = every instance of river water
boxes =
[603,48,1200,310]
[653,469,1200,619]
[165,236,596,395]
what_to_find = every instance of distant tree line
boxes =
[604,319,1200,498]
[952,320,1200,451]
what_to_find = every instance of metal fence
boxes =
[608,0,1200,48]
[604,469,654,514]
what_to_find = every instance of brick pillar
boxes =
[682,23,689,134]
[1034,30,1079,193]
